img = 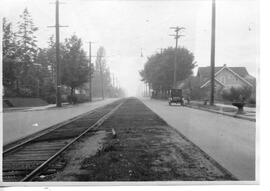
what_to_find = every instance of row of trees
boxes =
[140,47,196,97]
[3,8,123,103]
[91,46,125,99]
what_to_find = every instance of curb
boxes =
[185,105,256,122]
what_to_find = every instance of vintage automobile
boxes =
[168,89,183,106]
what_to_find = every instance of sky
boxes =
[0,0,259,96]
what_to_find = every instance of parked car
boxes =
[168,89,183,106]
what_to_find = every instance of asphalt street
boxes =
[141,98,256,181]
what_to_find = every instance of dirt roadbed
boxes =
[39,98,237,181]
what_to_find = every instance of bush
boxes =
[61,94,68,103]
[3,87,18,97]
[248,97,256,105]
[190,87,207,100]
[67,95,78,104]
[76,94,89,103]
[19,87,34,97]
[221,86,252,102]
[44,95,56,104]
[40,80,56,103]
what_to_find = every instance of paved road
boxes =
[141,98,256,181]
[2,98,118,145]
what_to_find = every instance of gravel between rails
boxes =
[37,97,237,181]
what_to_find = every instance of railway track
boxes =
[2,99,124,182]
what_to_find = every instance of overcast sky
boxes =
[1,0,259,96]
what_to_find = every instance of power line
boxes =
[169,26,185,88]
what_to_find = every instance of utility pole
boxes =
[210,0,216,105]
[145,83,147,97]
[48,0,67,107]
[148,83,151,96]
[88,41,95,102]
[99,56,104,100]
[116,78,119,90]
[169,26,185,88]
[111,73,114,97]
[55,0,61,107]
[112,73,115,88]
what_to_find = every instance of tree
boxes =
[61,35,89,99]
[33,36,66,102]
[140,47,196,93]
[2,18,18,95]
[92,46,115,99]
[94,47,106,99]
[16,8,39,95]
[35,48,54,98]
[17,8,38,63]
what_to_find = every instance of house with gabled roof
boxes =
[198,64,255,89]
[178,64,256,100]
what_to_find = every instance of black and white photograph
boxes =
[0,0,260,186]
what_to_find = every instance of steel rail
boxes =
[20,100,124,182]
[3,101,119,155]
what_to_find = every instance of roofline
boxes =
[225,67,253,87]
[200,78,225,88]
[200,65,253,88]
[214,65,227,76]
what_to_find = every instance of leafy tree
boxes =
[33,36,66,101]
[35,48,54,98]
[61,35,89,98]
[140,47,196,93]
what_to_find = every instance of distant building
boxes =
[178,64,256,100]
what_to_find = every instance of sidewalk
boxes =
[2,97,105,113]
[2,98,119,145]
[186,100,256,122]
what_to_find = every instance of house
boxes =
[178,64,256,100]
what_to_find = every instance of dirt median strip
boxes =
[40,97,237,181]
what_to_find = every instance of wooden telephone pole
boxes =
[48,0,67,107]
[210,0,216,105]
[169,26,185,88]
[55,0,62,107]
